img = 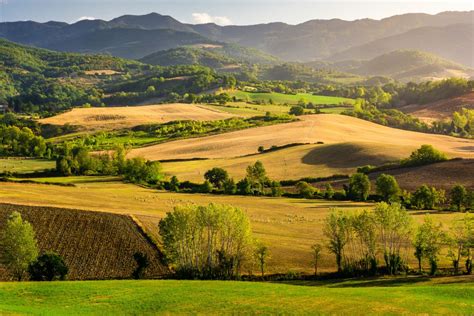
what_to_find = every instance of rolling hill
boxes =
[324,50,474,82]
[331,24,474,67]
[128,114,473,162]
[140,44,278,69]
[400,92,474,122]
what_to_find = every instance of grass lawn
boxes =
[226,90,354,106]
[0,158,55,174]
[0,277,472,314]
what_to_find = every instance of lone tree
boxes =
[450,184,467,211]
[311,243,323,276]
[348,173,371,201]
[204,168,229,190]
[375,174,400,202]
[28,252,68,281]
[0,212,39,280]
[254,243,270,277]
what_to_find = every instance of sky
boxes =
[0,0,472,25]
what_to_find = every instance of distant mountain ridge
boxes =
[0,11,473,66]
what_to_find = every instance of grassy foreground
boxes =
[1,277,473,315]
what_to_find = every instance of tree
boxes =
[402,145,448,167]
[0,212,39,280]
[132,252,149,280]
[411,185,445,210]
[223,178,237,195]
[296,181,315,198]
[413,220,430,273]
[323,210,349,273]
[375,174,400,202]
[450,185,467,211]
[28,252,68,281]
[245,161,269,195]
[311,243,323,276]
[446,215,473,274]
[254,243,270,277]
[416,217,444,275]
[258,146,265,153]
[204,168,229,190]
[324,183,335,199]
[348,173,371,201]
[159,204,252,279]
[169,176,180,192]
[373,203,412,275]
[289,106,304,116]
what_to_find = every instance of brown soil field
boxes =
[314,159,474,192]
[401,92,474,122]
[0,182,465,274]
[39,103,235,130]
[0,203,168,281]
[129,114,474,161]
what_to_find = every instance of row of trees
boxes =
[323,203,474,276]
[55,145,163,185]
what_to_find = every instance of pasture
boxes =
[1,277,473,314]
[0,159,55,174]
[225,89,354,105]
[0,181,465,273]
[39,103,235,130]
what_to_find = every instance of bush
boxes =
[375,174,400,202]
[289,106,304,116]
[28,252,68,281]
[401,145,448,167]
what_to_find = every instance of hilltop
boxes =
[140,44,278,69]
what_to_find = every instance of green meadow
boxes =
[0,277,472,315]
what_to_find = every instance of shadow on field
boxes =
[277,276,430,288]
[276,275,474,288]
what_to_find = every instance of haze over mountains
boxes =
[0,10,473,79]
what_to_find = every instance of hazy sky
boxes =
[0,0,472,25]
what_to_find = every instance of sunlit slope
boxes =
[129,114,474,161]
[39,103,235,130]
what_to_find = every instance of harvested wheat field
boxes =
[129,114,474,161]
[401,92,474,122]
[0,203,168,280]
[39,103,235,130]
[0,182,463,273]
[161,142,403,182]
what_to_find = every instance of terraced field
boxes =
[39,103,235,130]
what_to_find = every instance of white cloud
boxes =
[75,16,96,22]
[192,13,232,26]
